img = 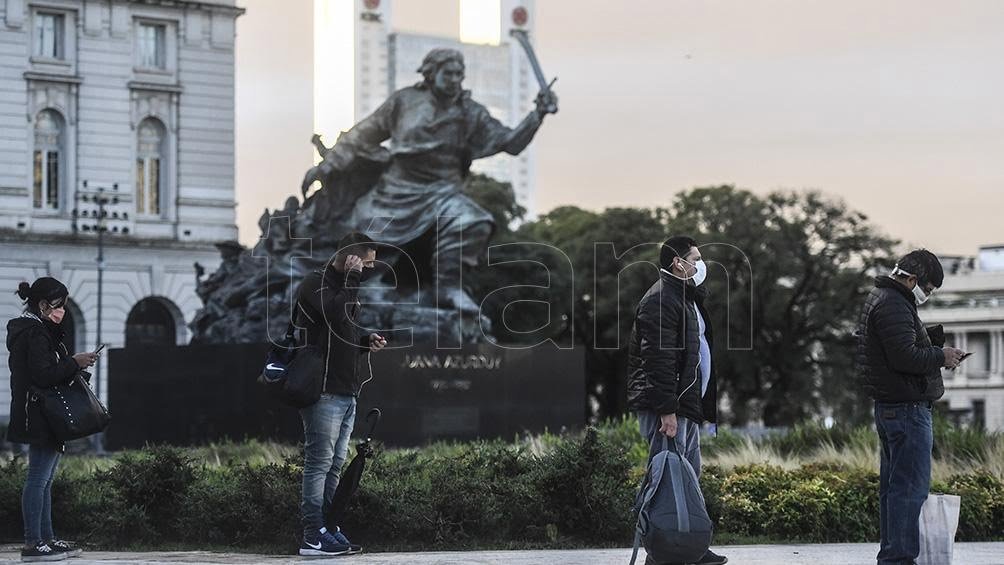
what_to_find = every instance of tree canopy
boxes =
[464,177,898,426]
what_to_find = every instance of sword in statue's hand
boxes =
[510,29,558,114]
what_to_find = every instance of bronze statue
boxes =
[301,48,558,312]
[191,47,557,345]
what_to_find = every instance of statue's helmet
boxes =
[417,48,465,84]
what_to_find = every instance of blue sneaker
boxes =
[298,529,351,557]
[328,527,362,555]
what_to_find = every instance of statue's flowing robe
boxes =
[327,85,541,264]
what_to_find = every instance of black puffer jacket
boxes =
[6,313,79,448]
[626,272,716,423]
[297,268,372,397]
[856,276,945,403]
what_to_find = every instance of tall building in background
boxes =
[353,0,538,215]
[923,244,1004,431]
[0,0,243,416]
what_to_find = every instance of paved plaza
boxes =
[2,544,1003,565]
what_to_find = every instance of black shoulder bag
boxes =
[32,369,111,441]
[259,301,325,408]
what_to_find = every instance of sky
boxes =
[235,0,1004,256]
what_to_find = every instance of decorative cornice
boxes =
[23,72,83,85]
[125,0,246,17]
[128,80,184,94]
[0,228,222,252]
[177,197,235,209]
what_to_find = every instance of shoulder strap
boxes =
[628,526,642,565]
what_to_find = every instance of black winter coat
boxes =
[6,313,79,448]
[856,276,945,403]
[626,272,717,423]
[296,268,372,397]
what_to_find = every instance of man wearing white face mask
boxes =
[855,249,964,565]
[627,236,725,565]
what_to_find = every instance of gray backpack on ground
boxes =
[629,436,712,565]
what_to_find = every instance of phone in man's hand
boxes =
[94,344,106,354]
[959,352,974,362]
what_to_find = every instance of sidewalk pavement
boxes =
[2,544,1003,565]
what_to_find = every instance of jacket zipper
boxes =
[678,304,700,399]
[19,312,48,432]
[322,329,331,392]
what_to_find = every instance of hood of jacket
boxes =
[8,314,42,350]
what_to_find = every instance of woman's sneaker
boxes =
[21,541,66,562]
[48,540,82,558]
[298,530,351,557]
[328,527,362,555]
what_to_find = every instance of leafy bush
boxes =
[177,457,302,548]
[2,421,1002,551]
[944,471,1004,541]
[717,464,793,536]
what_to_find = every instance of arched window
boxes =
[126,297,177,347]
[60,298,85,354]
[136,118,165,216]
[33,109,64,210]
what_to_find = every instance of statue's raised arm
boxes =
[298,47,558,315]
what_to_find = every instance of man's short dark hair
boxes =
[660,236,698,269]
[896,249,944,288]
[335,232,377,260]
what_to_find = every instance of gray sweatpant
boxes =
[637,410,702,479]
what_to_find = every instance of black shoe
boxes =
[21,541,66,562]
[328,527,363,555]
[691,549,728,565]
[48,540,82,558]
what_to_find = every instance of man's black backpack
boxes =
[258,303,325,408]
[629,434,713,564]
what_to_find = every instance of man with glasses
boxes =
[856,249,965,565]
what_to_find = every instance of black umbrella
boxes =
[327,408,382,527]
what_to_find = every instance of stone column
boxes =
[991,330,1003,377]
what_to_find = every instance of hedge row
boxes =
[1,431,1002,552]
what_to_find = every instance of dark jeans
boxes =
[300,393,357,536]
[23,444,61,545]
[875,401,933,565]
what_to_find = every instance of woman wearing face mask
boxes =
[7,277,96,562]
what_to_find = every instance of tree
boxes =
[466,178,898,426]
[666,186,897,425]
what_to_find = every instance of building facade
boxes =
[354,0,539,214]
[922,245,1004,431]
[0,0,242,418]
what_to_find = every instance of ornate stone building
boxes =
[0,0,243,418]
[923,245,1004,431]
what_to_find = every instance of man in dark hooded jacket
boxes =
[856,249,964,565]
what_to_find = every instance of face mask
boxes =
[891,265,931,304]
[42,300,66,324]
[48,308,65,324]
[680,258,708,286]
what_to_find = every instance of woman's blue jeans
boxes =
[23,444,61,545]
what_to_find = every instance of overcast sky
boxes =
[235,0,1003,256]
